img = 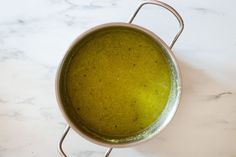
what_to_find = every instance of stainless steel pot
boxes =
[56,1,184,156]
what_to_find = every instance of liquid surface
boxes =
[66,27,171,137]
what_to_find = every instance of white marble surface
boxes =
[0,0,236,157]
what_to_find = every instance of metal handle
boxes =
[128,0,184,49]
[58,125,113,157]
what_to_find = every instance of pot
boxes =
[56,1,184,156]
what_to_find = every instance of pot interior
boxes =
[57,23,181,147]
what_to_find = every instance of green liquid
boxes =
[66,27,171,137]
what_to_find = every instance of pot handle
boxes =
[58,125,113,157]
[128,0,184,49]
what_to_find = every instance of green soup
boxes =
[66,27,171,138]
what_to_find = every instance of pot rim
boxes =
[56,22,182,148]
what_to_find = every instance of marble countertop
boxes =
[0,0,235,157]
